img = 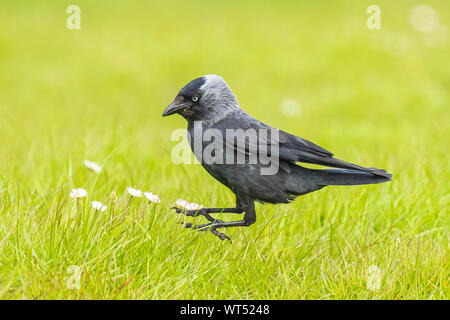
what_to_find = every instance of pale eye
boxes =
[192,96,199,102]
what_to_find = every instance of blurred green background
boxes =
[0,0,448,299]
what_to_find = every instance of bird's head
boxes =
[163,75,240,122]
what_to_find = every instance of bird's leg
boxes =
[182,201,256,241]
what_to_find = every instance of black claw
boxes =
[212,229,232,242]
[178,221,193,229]
[171,206,184,213]
[179,222,206,231]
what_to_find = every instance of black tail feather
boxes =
[313,168,392,186]
[298,153,392,179]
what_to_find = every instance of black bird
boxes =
[163,75,391,241]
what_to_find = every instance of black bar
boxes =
[0,300,446,318]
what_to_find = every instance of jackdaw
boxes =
[163,75,391,241]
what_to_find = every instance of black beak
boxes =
[162,96,193,117]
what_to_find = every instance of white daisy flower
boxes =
[144,192,160,203]
[176,199,203,211]
[126,186,143,197]
[84,160,102,173]
[186,202,203,211]
[90,201,107,212]
[70,188,87,199]
[176,199,189,209]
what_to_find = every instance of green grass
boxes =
[0,0,449,299]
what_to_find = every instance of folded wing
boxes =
[215,110,391,178]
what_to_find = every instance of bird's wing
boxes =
[214,110,390,177]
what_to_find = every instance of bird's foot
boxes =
[171,206,221,223]
[172,207,232,241]
[179,221,231,242]
[171,206,206,217]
